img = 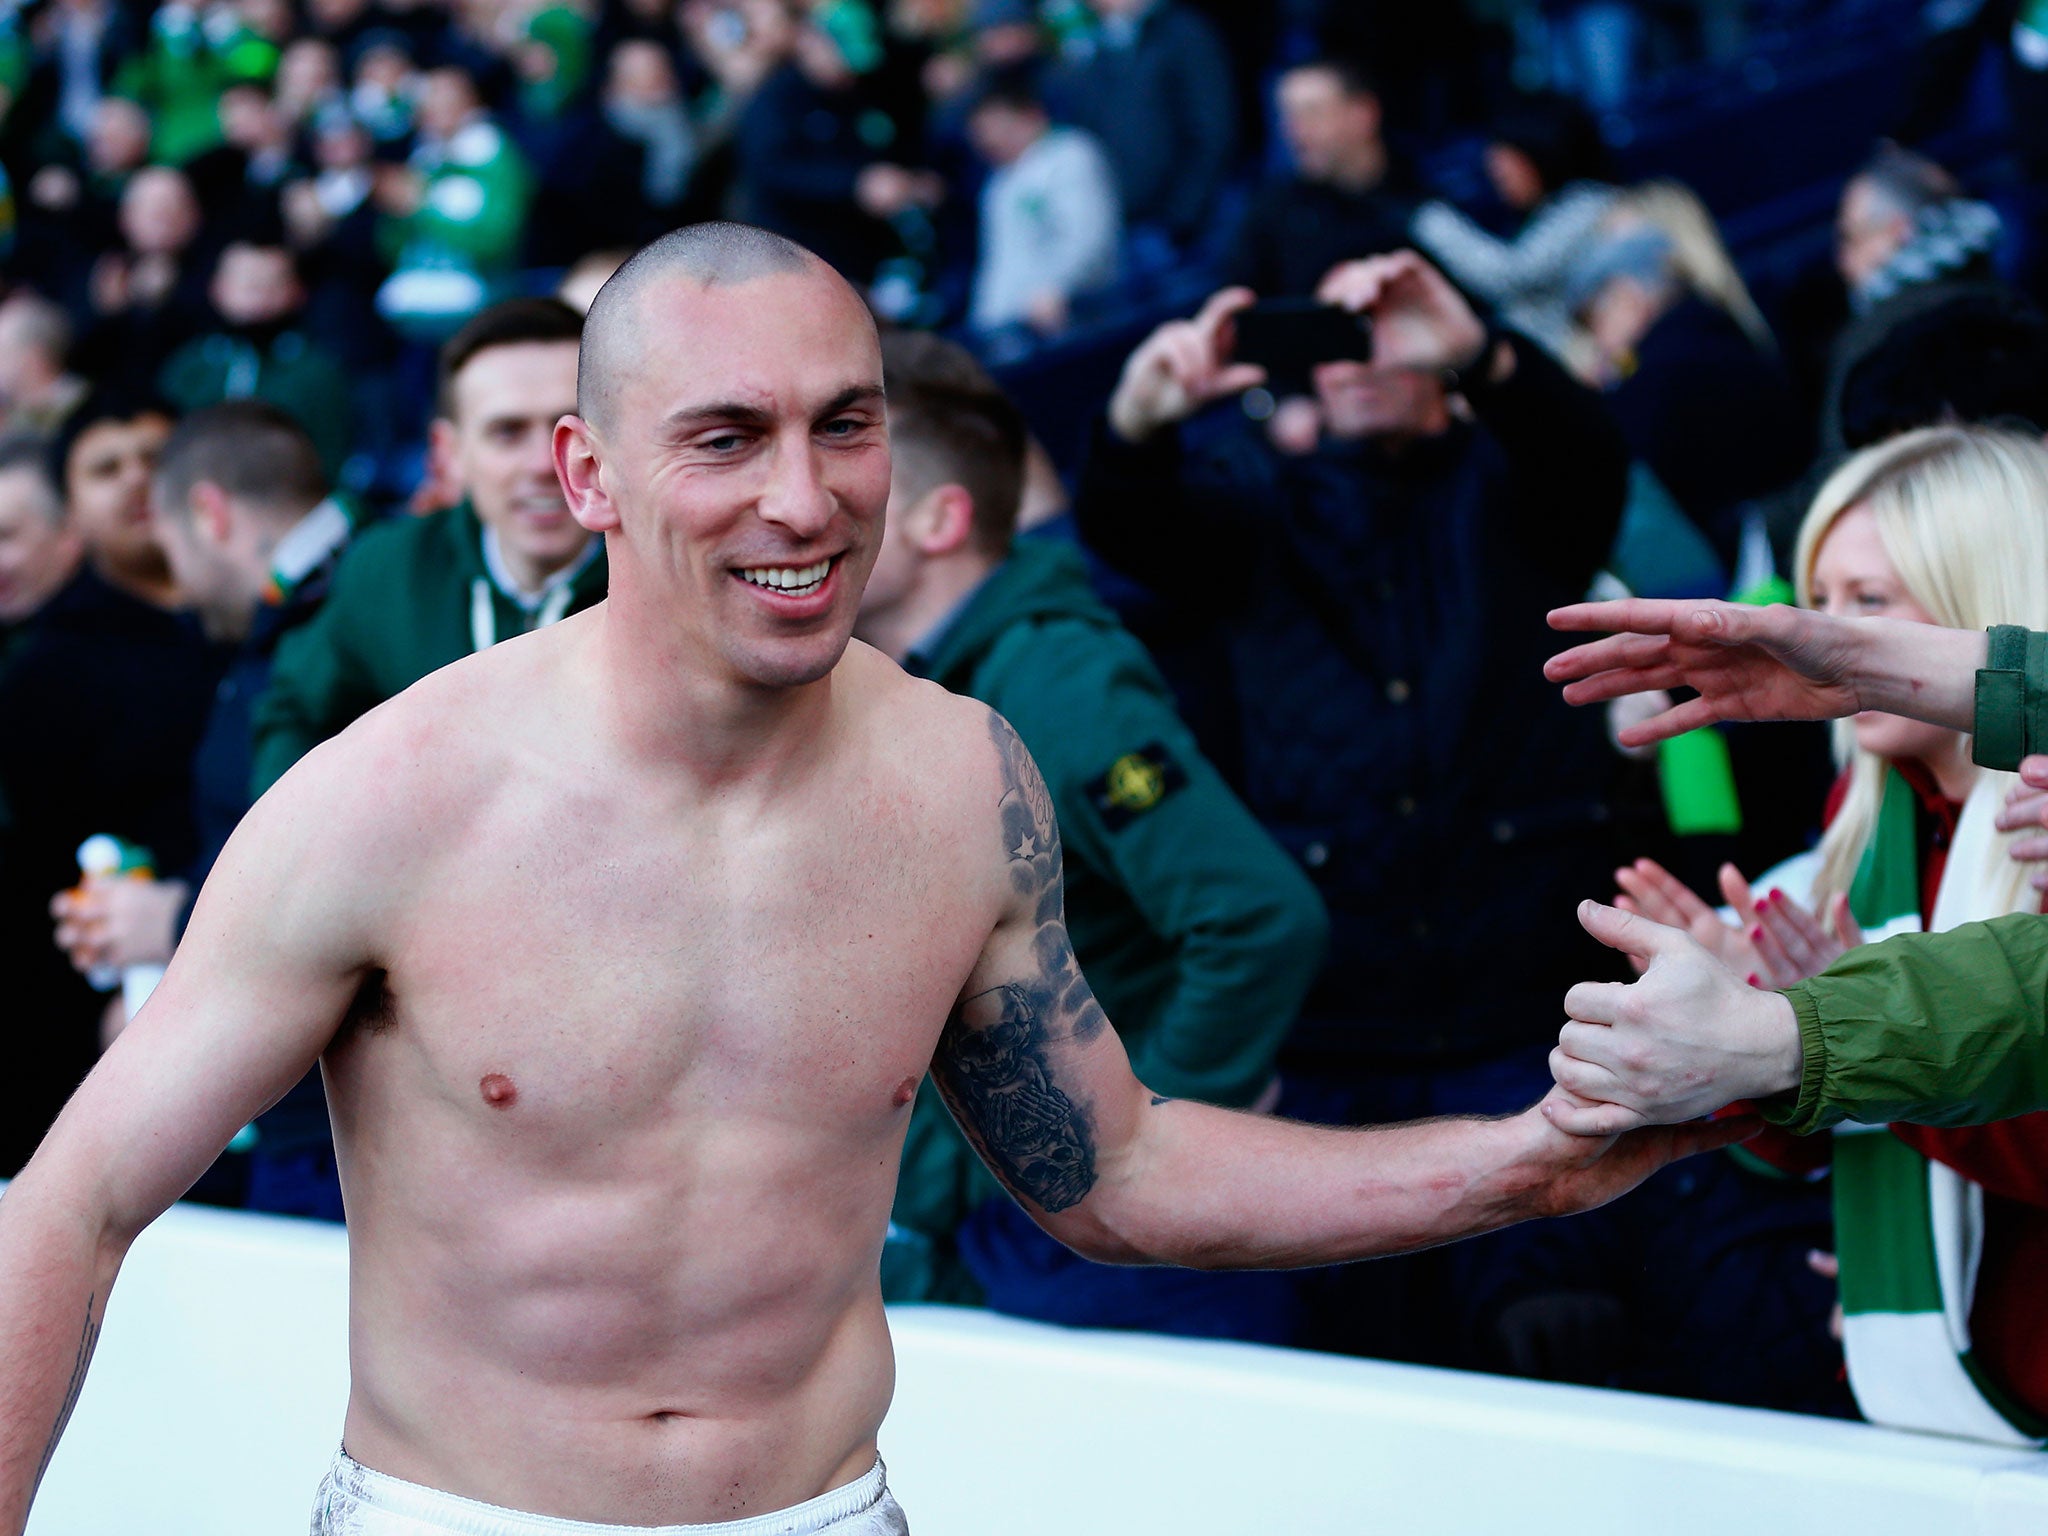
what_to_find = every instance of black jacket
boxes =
[1075,338,1630,1068]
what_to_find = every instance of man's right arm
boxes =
[0,738,387,1533]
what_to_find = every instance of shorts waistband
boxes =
[316,1449,889,1535]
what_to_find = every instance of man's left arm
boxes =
[933,710,1746,1269]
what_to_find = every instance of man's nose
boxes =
[756,440,836,539]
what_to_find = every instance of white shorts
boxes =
[310,1449,909,1536]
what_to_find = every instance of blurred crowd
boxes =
[10,0,2048,1458]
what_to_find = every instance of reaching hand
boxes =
[1997,754,2048,891]
[1519,1087,1760,1218]
[1545,900,1804,1136]
[1545,600,1866,747]
[1314,250,1489,376]
[1106,287,1269,444]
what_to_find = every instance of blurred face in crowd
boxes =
[558,264,888,690]
[415,68,481,140]
[1087,0,1149,18]
[966,99,1045,168]
[86,98,151,180]
[437,340,586,586]
[0,300,63,400]
[1277,67,1381,187]
[606,41,680,107]
[119,168,201,258]
[356,43,416,97]
[793,23,855,89]
[315,115,373,171]
[1836,176,1914,291]
[1313,360,1450,444]
[1484,143,1545,213]
[212,244,304,327]
[65,412,174,581]
[0,464,81,623]
[1808,503,1957,768]
[276,39,341,120]
[309,0,369,31]
[237,0,294,44]
[219,84,286,150]
[975,23,1039,67]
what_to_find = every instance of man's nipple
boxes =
[480,1073,518,1109]
[892,1075,918,1109]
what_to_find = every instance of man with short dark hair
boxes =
[0,437,81,638]
[51,401,356,1214]
[858,332,1325,1334]
[54,391,180,612]
[251,295,602,791]
[1226,58,1415,299]
[0,224,1734,1536]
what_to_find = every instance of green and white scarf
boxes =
[1832,768,2048,1445]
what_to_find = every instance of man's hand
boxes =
[50,878,188,973]
[1106,286,1267,444]
[1546,900,1803,1135]
[1517,1087,1759,1217]
[1998,754,2048,890]
[1315,250,1492,379]
[1546,599,1982,746]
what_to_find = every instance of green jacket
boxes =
[159,329,355,482]
[1769,623,2048,1132]
[250,502,606,795]
[886,537,1327,1296]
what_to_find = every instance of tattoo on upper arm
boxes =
[932,714,1106,1214]
[36,1292,101,1488]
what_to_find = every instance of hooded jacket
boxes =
[887,536,1326,1292]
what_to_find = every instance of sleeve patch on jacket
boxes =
[1091,742,1187,830]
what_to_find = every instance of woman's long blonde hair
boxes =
[1609,179,1774,351]
[1795,424,2048,914]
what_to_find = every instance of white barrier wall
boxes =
[21,1197,2048,1535]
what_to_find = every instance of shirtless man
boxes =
[0,225,1745,1536]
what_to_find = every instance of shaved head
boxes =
[579,223,838,429]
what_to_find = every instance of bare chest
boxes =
[340,793,988,1145]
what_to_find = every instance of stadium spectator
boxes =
[1567,222,1804,568]
[51,401,355,1216]
[1411,92,1617,360]
[159,241,354,478]
[185,80,298,241]
[80,164,213,382]
[0,290,87,436]
[964,70,1118,337]
[373,66,533,337]
[0,406,218,1179]
[601,40,702,231]
[272,37,346,131]
[733,0,939,288]
[1043,0,1235,260]
[1226,58,1416,300]
[1835,143,2000,316]
[0,433,81,638]
[251,297,602,791]
[859,330,1325,1335]
[1075,251,1629,1359]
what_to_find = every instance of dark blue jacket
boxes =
[1075,338,1630,1069]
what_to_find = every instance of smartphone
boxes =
[1232,300,1372,383]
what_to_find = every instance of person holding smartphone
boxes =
[1074,250,1637,1365]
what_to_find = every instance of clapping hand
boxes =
[1997,754,2048,891]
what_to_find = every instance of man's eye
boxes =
[706,434,746,452]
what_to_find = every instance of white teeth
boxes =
[738,559,832,595]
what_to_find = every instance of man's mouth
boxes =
[736,557,835,597]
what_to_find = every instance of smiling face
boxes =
[559,264,890,691]
[1809,503,1959,768]
[441,339,587,588]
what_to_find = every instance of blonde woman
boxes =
[1615,423,2048,1443]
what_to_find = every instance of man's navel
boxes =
[480,1073,518,1109]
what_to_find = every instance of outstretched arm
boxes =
[1544,598,1981,747]
[930,713,1750,1271]
[0,741,385,1534]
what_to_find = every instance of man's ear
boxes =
[908,483,977,556]
[554,415,618,533]
[189,481,234,546]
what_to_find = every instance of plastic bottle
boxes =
[73,834,167,1014]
